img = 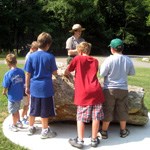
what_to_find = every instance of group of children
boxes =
[2,31,135,149]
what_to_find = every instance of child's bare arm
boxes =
[68,49,78,56]
[2,88,7,95]
[64,68,70,76]
[25,72,31,95]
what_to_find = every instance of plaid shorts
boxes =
[77,104,104,123]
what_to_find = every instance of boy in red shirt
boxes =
[64,42,105,149]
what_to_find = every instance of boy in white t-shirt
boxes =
[99,38,135,139]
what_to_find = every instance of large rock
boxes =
[49,63,149,126]
[142,57,150,62]
[127,85,149,125]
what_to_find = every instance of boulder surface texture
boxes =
[50,63,149,126]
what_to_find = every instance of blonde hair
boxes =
[77,42,92,55]
[31,41,38,49]
[37,32,52,49]
[5,53,17,65]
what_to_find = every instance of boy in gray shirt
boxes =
[99,38,135,139]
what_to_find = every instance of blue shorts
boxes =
[77,104,104,123]
[8,101,21,114]
[30,96,56,118]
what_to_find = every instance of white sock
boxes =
[20,117,24,121]
[29,126,34,129]
[42,128,48,133]
[24,115,28,119]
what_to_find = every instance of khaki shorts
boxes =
[21,96,29,107]
[102,89,128,122]
[67,56,75,64]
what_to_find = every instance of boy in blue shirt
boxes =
[24,32,58,139]
[2,54,25,132]
[99,38,135,139]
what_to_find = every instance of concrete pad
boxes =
[2,113,150,150]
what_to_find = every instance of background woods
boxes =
[0,0,150,56]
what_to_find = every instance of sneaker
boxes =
[69,137,84,149]
[27,126,36,136]
[100,130,108,139]
[21,118,29,125]
[91,137,100,147]
[9,125,19,132]
[41,128,57,139]
[16,121,23,128]
[120,129,130,138]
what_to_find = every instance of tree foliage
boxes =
[0,0,150,55]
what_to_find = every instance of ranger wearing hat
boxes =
[66,24,85,64]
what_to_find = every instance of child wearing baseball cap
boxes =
[99,38,135,139]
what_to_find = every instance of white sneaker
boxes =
[16,121,23,128]
[9,125,19,132]
[27,126,36,136]
[41,127,57,139]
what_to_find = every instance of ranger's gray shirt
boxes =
[100,54,135,90]
[66,36,85,50]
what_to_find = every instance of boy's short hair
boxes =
[77,42,92,54]
[109,38,124,52]
[5,53,17,65]
[31,41,39,49]
[37,32,52,49]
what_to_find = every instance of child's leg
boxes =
[27,115,36,135]
[41,118,49,129]
[68,106,85,148]
[21,105,29,119]
[77,121,85,140]
[40,97,55,130]
[40,117,57,139]
[21,96,29,119]
[40,97,57,139]
[102,121,110,131]
[12,111,20,125]
[8,101,21,125]
[120,120,126,130]
[92,120,100,139]
[29,115,35,126]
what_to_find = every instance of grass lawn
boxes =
[128,68,150,111]
[0,63,150,149]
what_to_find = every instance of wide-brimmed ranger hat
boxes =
[69,24,85,33]
[109,38,124,49]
